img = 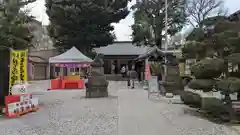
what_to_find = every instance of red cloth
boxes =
[145,64,150,80]
[50,78,62,89]
[61,80,83,89]
[49,78,84,90]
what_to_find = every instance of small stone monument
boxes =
[86,54,108,98]
[164,55,183,95]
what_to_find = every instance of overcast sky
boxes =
[28,0,240,41]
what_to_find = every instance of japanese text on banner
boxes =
[19,50,27,82]
[9,49,28,93]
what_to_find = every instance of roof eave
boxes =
[135,47,165,61]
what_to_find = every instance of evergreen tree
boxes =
[46,0,131,54]
[183,18,240,60]
[0,0,35,49]
[131,0,187,48]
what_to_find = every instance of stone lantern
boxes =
[85,54,109,98]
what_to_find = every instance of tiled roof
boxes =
[94,41,149,55]
[229,10,240,17]
[136,46,182,60]
[28,55,47,63]
[228,10,240,21]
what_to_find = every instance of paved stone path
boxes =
[0,81,239,135]
[118,89,240,135]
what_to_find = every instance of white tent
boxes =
[49,46,93,63]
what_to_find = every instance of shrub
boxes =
[188,79,215,92]
[216,77,240,94]
[201,97,227,117]
[180,91,202,108]
[190,58,224,79]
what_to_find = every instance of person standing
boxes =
[121,65,126,78]
[136,65,141,82]
[128,66,138,89]
[111,63,115,74]
[127,65,131,87]
[84,75,88,89]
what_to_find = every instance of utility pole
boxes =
[164,0,168,81]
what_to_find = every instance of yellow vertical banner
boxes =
[9,50,20,93]
[9,49,28,94]
[19,50,28,82]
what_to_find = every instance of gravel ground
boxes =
[0,80,239,135]
[160,104,240,135]
[0,81,118,135]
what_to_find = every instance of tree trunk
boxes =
[196,54,201,61]
[0,49,10,105]
[237,91,240,100]
[153,20,163,48]
[237,64,240,77]
[224,61,229,78]
[155,37,162,49]
[78,46,88,55]
[225,94,235,121]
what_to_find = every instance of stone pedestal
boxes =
[86,70,108,98]
[86,54,108,98]
[86,86,108,98]
[164,65,183,95]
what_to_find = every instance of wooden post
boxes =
[53,65,56,78]
[60,67,63,77]
[0,49,10,105]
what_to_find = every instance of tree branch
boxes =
[186,0,224,27]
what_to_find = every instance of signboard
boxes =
[7,98,39,117]
[11,83,28,95]
[5,93,39,118]
[9,49,28,94]
[55,63,90,68]
[148,76,159,97]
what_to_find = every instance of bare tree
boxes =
[186,0,226,28]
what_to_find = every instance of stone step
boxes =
[105,74,129,81]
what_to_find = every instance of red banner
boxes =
[145,64,150,80]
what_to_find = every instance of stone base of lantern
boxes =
[86,87,108,98]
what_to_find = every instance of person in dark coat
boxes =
[84,75,88,89]
[127,66,138,89]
